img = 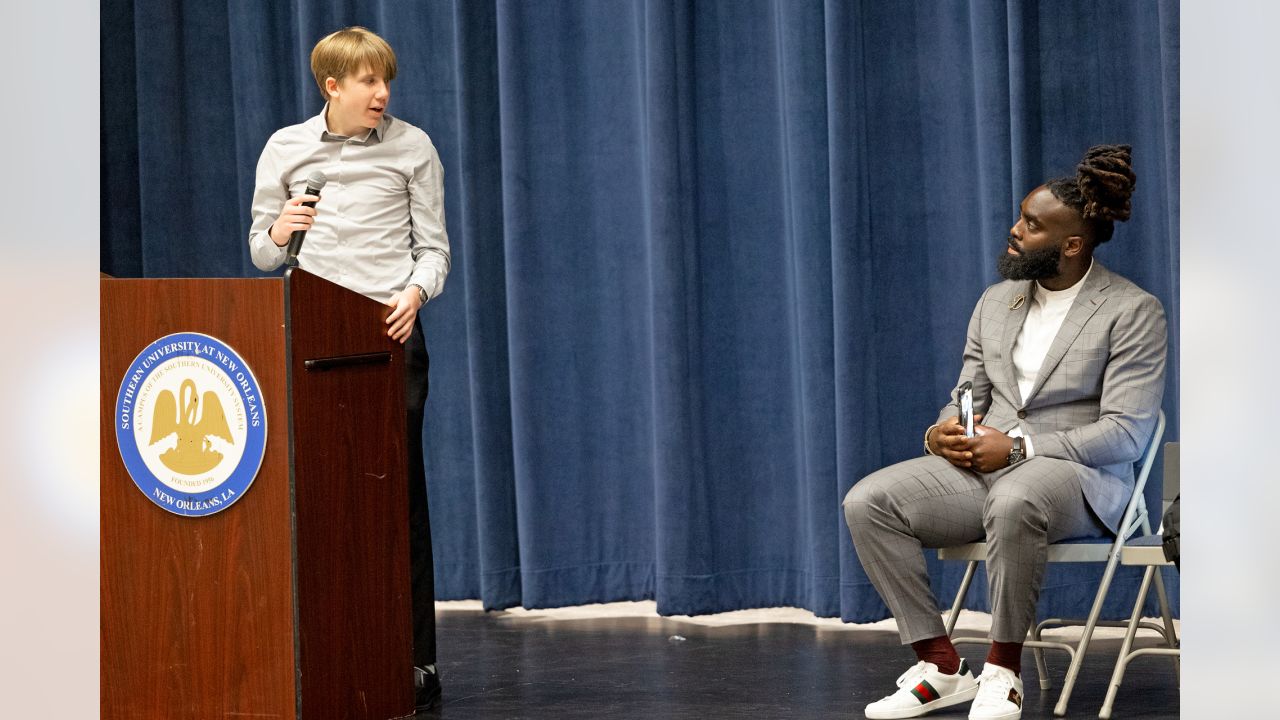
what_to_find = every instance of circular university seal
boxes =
[114,332,267,516]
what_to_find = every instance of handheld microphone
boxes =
[285,170,328,266]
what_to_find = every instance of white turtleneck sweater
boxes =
[1007,259,1094,457]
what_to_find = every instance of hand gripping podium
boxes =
[101,269,415,719]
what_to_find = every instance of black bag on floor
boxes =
[1161,495,1180,570]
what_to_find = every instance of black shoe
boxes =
[414,665,442,713]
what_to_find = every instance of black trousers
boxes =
[405,319,436,667]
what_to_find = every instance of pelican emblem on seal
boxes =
[149,378,234,475]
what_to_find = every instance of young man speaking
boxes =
[248,26,449,712]
[843,145,1166,720]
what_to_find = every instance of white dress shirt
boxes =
[249,108,450,304]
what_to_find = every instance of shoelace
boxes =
[894,661,929,688]
[870,661,932,702]
[973,670,1015,707]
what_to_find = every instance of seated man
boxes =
[842,145,1166,720]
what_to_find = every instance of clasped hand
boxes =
[927,415,1013,472]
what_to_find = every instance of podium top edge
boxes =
[100,276,286,282]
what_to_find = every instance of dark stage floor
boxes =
[420,604,1178,719]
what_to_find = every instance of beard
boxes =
[997,243,1062,281]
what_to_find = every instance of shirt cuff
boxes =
[251,230,287,269]
[408,269,444,302]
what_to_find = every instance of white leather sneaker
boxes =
[968,663,1023,720]
[864,659,978,719]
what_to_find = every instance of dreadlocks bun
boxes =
[1076,144,1135,222]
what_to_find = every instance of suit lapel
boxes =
[1001,281,1033,407]
[1024,263,1114,403]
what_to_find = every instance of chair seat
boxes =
[1120,536,1172,567]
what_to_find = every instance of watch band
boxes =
[410,284,428,304]
[1007,436,1025,466]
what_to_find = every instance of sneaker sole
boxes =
[967,709,1020,720]
[866,684,980,719]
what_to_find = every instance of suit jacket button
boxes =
[1017,410,1027,419]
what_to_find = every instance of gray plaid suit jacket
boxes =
[937,261,1167,532]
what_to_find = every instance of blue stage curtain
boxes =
[101,0,1179,621]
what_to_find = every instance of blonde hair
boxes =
[310,27,398,101]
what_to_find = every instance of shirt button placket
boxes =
[335,143,345,243]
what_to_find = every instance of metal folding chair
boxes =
[938,410,1166,717]
[1098,442,1180,719]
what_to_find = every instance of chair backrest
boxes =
[1162,441,1179,507]
[1152,441,1180,535]
[1118,410,1167,540]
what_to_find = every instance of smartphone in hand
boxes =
[958,381,974,438]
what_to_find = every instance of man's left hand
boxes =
[964,425,1015,473]
[385,286,424,344]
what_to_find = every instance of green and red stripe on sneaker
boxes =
[909,679,940,704]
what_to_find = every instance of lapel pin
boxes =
[1009,294,1025,310]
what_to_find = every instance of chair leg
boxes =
[1029,619,1052,691]
[1053,552,1123,717]
[1100,566,1156,719]
[946,561,978,637]
[1151,565,1180,682]
[1033,640,1051,690]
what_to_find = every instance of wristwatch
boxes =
[1006,436,1026,467]
[410,284,428,304]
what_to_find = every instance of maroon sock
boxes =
[986,641,1022,676]
[911,635,961,675]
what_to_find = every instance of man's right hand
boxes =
[927,415,983,469]
[268,194,320,247]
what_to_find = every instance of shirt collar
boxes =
[309,104,389,143]
[1034,258,1094,304]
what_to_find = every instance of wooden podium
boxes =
[101,269,414,720]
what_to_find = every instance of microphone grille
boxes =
[305,170,329,191]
